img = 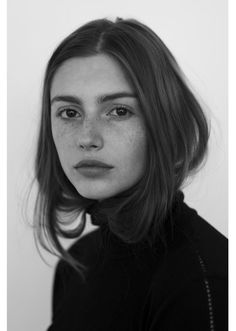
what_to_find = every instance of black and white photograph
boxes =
[6,0,229,330]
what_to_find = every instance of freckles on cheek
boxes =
[53,125,75,150]
[119,131,146,171]
[53,130,75,171]
[126,126,146,150]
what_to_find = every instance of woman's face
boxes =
[50,54,147,200]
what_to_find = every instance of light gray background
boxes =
[8,0,227,330]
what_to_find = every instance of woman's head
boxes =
[50,54,147,200]
[35,17,210,277]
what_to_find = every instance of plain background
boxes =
[8,0,227,330]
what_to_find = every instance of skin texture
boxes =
[50,54,147,200]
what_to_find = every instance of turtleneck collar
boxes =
[85,191,185,260]
[87,190,184,225]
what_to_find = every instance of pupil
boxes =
[67,109,75,117]
[117,107,126,116]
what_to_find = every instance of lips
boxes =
[74,159,114,169]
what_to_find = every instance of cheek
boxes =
[51,125,75,162]
[119,126,147,169]
[131,133,146,165]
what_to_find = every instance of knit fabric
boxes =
[47,192,228,331]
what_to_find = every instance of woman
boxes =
[34,18,227,330]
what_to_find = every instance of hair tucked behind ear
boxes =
[32,17,210,281]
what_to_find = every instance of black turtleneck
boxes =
[47,192,228,331]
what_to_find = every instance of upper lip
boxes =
[74,159,114,168]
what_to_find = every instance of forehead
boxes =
[50,54,134,97]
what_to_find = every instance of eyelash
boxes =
[57,105,134,120]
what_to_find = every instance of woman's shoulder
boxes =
[176,201,228,275]
[144,202,228,330]
[158,200,228,283]
[53,228,101,277]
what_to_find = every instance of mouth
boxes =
[74,159,114,169]
[75,166,113,178]
[74,159,114,178]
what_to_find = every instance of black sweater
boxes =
[47,193,228,330]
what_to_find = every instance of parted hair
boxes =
[34,17,210,280]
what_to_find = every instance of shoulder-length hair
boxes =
[34,17,210,281]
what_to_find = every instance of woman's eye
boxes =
[56,105,133,121]
[108,106,133,118]
[58,108,80,119]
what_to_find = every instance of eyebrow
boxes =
[50,92,137,105]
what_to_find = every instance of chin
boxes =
[76,187,116,201]
[73,179,134,201]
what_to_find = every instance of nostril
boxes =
[79,143,99,151]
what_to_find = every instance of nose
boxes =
[76,118,103,151]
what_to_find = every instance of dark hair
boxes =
[33,17,210,280]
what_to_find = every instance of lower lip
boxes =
[76,166,113,178]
